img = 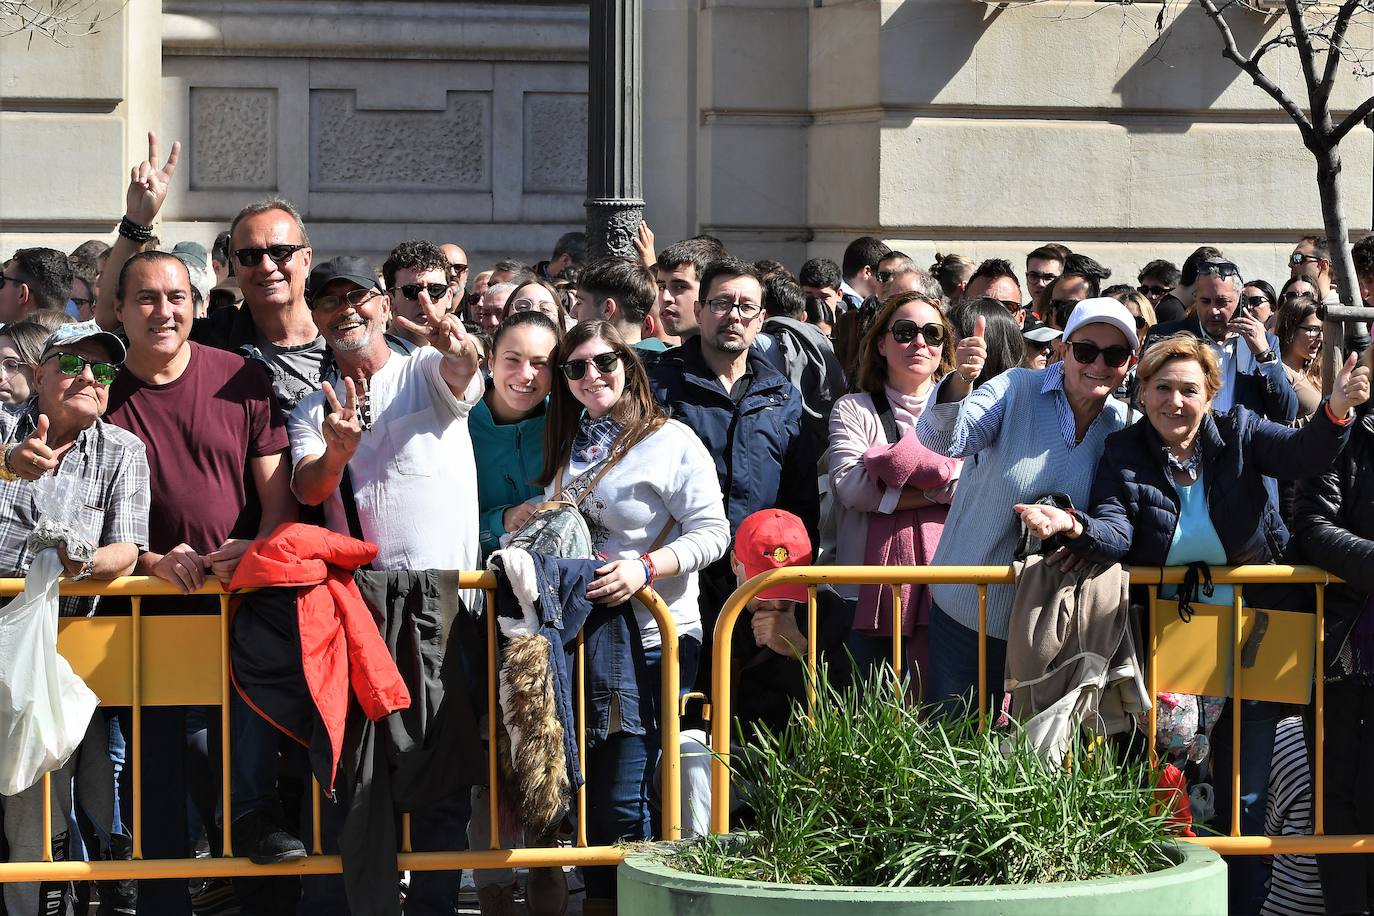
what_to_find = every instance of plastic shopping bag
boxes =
[0,548,99,796]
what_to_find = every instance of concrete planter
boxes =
[619,840,1226,915]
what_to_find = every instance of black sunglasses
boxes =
[1138,284,1172,298]
[1050,298,1080,328]
[1068,340,1132,369]
[392,282,449,301]
[234,244,307,268]
[562,351,622,380]
[1289,252,1323,266]
[888,319,946,346]
[1244,295,1270,309]
[1195,260,1240,279]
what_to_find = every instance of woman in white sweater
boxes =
[537,319,728,904]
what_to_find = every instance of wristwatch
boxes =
[0,445,21,482]
[1256,348,1278,363]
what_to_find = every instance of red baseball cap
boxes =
[733,509,812,603]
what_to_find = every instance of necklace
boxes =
[356,377,373,432]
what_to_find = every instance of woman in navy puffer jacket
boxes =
[1015,332,1368,916]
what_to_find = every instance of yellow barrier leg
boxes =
[806,587,818,717]
[1231,586,1243,838]
[576,630,588,848]
[1147,585,1159,773]
[977,585,988,731]
[219,594,233,857]
[486,589,500,851]
[1316,583,1326,836]
[891,585,903,699]
[131,596,143,860]
[41,772,52,863]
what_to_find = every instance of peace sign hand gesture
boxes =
[126,131,181,227]
[321,377,363,463]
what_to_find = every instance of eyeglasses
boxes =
[1195,260,1240,279]
[0,357,25,377]
[45,352,118,386]
[1026,270,1059,284]
[1138,285,1173,298]
[310,287,379,312]
[702,298,763,320]
[448,262,467,276]
[1050,298,1080,327]
[1244,295,1270,309]
[510,297,550,313]
[1290,252,1323,266]
[888,319,946,346]
[561,351,622,380]
[1281,290,1314,303]
[997,299,1022,313]
[877,270,901,284]
[233,244,307,268]
[1298,325,1325,337]
[0,274,21,290]
[69,297,93,311]
[392,282,449,301]
[1068,340,1132,369]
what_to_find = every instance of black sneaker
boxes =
[231,807,308,866]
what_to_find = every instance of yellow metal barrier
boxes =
[0,572,680,882]
[709,564,1347,857]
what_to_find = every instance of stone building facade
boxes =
[2,0,1371,287]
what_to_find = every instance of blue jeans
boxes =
[582,635,698,901]
[229,689,283,822]
[405,794,472,916]
[1209,698,1280,916]
[925,600,1007,721]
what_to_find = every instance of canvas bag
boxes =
[0,548,99,795]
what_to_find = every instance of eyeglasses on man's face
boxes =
[45,351,119,386]
[701,298,763,320]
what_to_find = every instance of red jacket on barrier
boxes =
[229,523,411,786]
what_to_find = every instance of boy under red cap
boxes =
[732,509,812,604]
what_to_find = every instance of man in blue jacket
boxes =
[1143,258,1297,423]
[649,256,821,693]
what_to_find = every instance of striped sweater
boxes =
[916,365,1129,638]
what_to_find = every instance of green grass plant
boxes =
[668,666,1176,887]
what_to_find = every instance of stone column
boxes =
[584,0,643,259]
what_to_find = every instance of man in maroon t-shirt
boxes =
[104,250,300,914]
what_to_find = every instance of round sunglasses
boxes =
[562,351,622,380]
[888,319,946,346]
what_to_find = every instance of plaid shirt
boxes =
[0,405,151,617]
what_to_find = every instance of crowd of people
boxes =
[2,130,1374,916]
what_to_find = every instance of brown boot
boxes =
[525,866,568,916]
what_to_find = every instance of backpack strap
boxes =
[870,387,901,445]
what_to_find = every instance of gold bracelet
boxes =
[0,445,21,482]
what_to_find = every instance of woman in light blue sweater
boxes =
[916,297,1138,716]
[470,311,561,558]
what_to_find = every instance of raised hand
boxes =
[11,413,54,480]
[955,315,987,384]
[1330,351,1371,418]
[392,285,476,364]
[126,131,181,227]
[634,221,656,268]
[1227,310,1268,355]
[321,378,363,461]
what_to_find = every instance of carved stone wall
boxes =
[156,0,590,268]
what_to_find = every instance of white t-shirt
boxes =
[288,347,483,576]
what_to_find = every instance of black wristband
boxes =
[118,215,154,243]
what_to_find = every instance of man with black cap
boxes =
[287,256,483,914]
[0,321,150,915]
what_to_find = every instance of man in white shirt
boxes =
[286,255,483,913]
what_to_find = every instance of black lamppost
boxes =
[584,0,644,258]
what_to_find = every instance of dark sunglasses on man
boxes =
[1289,252,1324,266]
[234,244,307,268]
[1138,284,1172,298]
[392,282,449,301]
[1194,260,1240,279]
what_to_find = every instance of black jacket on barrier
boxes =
[1295,407,1374,678]
[231,570,485,916]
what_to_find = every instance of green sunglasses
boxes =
[45,352,119,386]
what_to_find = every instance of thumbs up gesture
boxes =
[10,413,55,480]
[955,315,987,386]
[1330,351,1371,419]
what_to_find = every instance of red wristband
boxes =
[639,552,657,585]
[1325,401,1355,426]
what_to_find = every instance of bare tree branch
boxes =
[1196,0,1316,139]
[1330,95,1374,144]
[1285,0,1326,111]
[1319,0,1365,99]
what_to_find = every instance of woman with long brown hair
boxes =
[537,319,728,909]
[828,292,961,681]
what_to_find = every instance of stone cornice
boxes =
[162,1,590,61]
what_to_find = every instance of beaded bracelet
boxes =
[118,215,154,243]
[639,552,657,586]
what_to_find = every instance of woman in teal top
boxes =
[470,311,561,558]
